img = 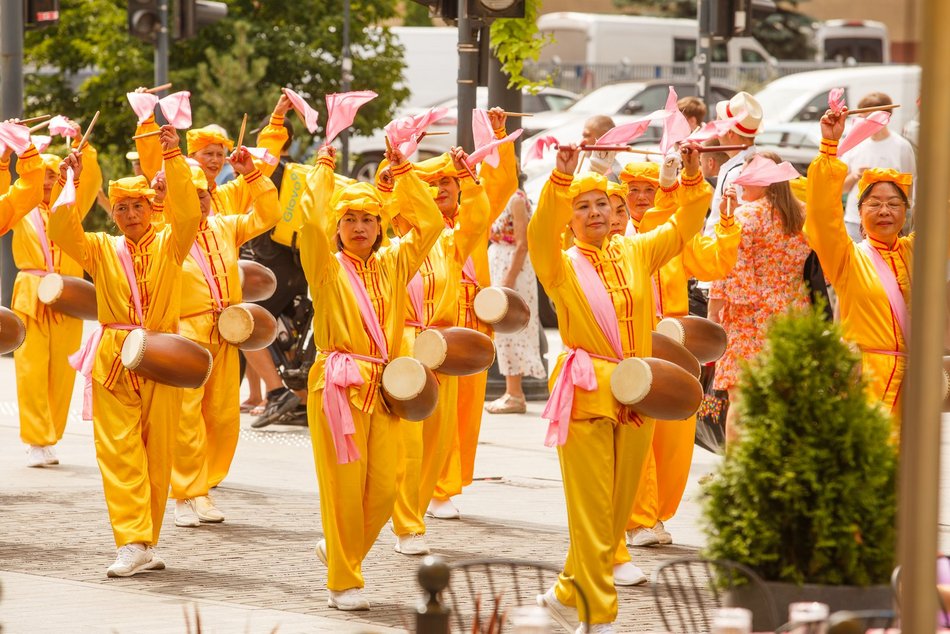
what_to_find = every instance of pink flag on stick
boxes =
[828,87,846,114]
[0,122,32,155]
[838,110,891,155]
[384,107,449,157]
[324,91,378,145]
[659,86,692,155]
[525,135,558,164]
[284,88,321,134]
[126,92,160,123]
[470,109,523,168]
[685,110,747,143]
[467,128,523,168]
[596,110,670,146]
[158,91,192,129]
[245,146,279,166]
[31,135,52,152]
[732,153,800,187]
[51,167,77,210]
[48,115,78,138]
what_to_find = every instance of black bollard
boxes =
[416,555,451,634]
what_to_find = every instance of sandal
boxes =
[240,399,263,414]
[249,401,268,417]
[484,394,527,415]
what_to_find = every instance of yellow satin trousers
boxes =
[433,369,487,501]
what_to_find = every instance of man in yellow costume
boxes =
[49,126,201,577]
[171,147,281,527]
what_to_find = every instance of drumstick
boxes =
[131,129,163,140]
[459,159,480,184]
[699,144,748,153]
[15,114,51,126]
[29,120,51,133]
[384,134,392,153]
[145,82,172,94]
[501,111,533,117]
[76,110,100,151]
[235,113,248,149]
[575,144,664,155]
[846,103,900,116]
[725,197,733,219]
[421,130,449,135]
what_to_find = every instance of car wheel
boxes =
[351,153,384,182]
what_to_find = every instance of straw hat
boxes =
[715,91,764,138]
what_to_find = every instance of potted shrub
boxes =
[703,304,896,626]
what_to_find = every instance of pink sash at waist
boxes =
[69,323,140,420]
[542,348,621,447]
[322,350,385,465]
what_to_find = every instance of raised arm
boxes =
[0,144,43,235]
[0,154,11,194]
[299,147,338,288]
[134,113,162,181]
[527,145,576,291]
[222,146,281,246]
[451,147,492,262]
[389,151,444,282]
[253,92,292,178]
[682,213,742,282]
[479,108,518,226]
[804,109,851,286]
[159,126,202,264]
[47,151,98,270]
[75,143,104,220]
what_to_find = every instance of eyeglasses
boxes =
[862,199,906,212]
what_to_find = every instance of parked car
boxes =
[754,122,824,175]
[346,86,579,181]
[521,80,736,138]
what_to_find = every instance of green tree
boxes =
[490,0,551,91]
[402,1,434,26]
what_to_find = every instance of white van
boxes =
[388,26,458,109]
[754,65,920,131]
[815,20,890,64]
[537,11,775,66]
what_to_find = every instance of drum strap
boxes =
[117,238,144,325]
[335,252,389,362]
[29,208,54,272]
[407,272,425,328]
[189,241,223,312]
[858,240,909,347]
[322,350,384,465]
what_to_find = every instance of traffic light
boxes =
[24,0,60,29]
[176,0,227,40]
[701,0,775,38]
[127,0,160,43]
[466,0,525,19]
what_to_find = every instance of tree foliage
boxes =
[489,0,551,91]
[703,304,897,586]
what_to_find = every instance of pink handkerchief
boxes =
[325,91,378,144]
[0,122,32,155]
[126,92,160,124]
[384,107,449,157]
[158,91,193,129]
[838,111,890,155]
[48,115,78,138]
[732,153,800,187]
[596,110,670,146]
[284,88,321,134]
[659,86,692,155]
[51,167,76,210]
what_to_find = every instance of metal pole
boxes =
[0,0,24,310]
[897,0,947,630]
[340,0,352,174]
[456,1,477,152]
[696,0,714,113]
[154,0,169,91]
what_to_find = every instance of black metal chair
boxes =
[443,558,590,633]
[652,556,780,633]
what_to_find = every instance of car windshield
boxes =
[754,87,808,119]
[568,83,646,115]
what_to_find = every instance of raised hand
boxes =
[60,150,83,179]
[159,125,180,152]
[228,146,255,176]
[385,144,406,168]
[449,146,470,172]
[680,141,700,176]
[487,107,507,131]
[273,92,292,118]
[820,109,846,141]
[555,144,580,175]
[720,185,738,217]
[151,171,167,204]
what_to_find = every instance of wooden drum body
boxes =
[610,357,703,421]
[120,329,213,389]
[473,286,530,334]
[238,260,277,302]
[381,357,439,421]
[656,315,728,364]
[218,303,278,351]
[0,306,26,354]
[651,331,701,378]
[37,273,98,321]
[413,327,495,376]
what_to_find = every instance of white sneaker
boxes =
[537,586,577,633]
[174,499,201,528]
[394,533,430,555]
[426,498,460,520]
[106,543,153,577]
[26,446,46,468]
[316,539,328,566]
[653,520,673,545]
[612,562,648,586]
[194,495,225,523]
[42,446,59,465]
[328,587,370,611]
[626,527,660,547]
[145,547,166,571]
[576,624,615,633]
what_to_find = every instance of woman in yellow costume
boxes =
[529,144,711,634]
[49,126,201,577]
[430,108,518,519]
[301,144,441,610]
[388,147,490,556]
[4,128,99,469]
[614,160,740,582]
[171,146,281,527]
[0,138,43,233]
[807,108,913,440]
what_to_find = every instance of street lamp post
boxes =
[340,0,352,174]
[0,0,25,310]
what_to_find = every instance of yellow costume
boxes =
[48,147,201,547]
[805,140,912,438]
[391,158,490,539]
[171,165,280,501]
[433,126,518,503]
[528,169,711,625]
[621,180,741,544]
[10,148,102,448]
[0,145,43,234]
[135,115,287,216]
[301,155,442,591]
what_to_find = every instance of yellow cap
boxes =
[606,181,626,200]
[331,182,383,221]
[186,126,234,155]
[568,172,608,199]
[189,165,208,191]
[857,168,913,200]
[40,153,62,174]
[413,153,458,183]
[619,162,660,188]
[108,175,155,208]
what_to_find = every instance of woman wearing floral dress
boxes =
[484,187,547,414]
[710,151,812,442]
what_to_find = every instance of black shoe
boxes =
[277,405,309,427]
[250,390,301,429]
